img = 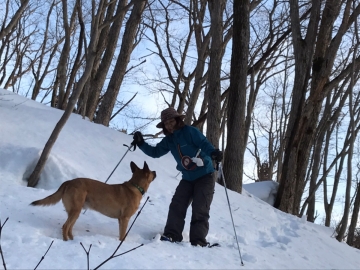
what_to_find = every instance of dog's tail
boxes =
[30,182,67,206]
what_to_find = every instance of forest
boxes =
[1,0,360,248]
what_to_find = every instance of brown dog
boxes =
[30,161,156,241]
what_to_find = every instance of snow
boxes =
[1,88,360,269]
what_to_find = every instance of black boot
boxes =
[160,234,179,243]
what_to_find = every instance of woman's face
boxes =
[164,118,177,133]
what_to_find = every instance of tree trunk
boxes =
[84,0,129,121]
[336,118,355,241]
[336,27,358,240]
[56,0,77,109]
[223,0,250,193]
[274,0,321,213]
[206,0,226,147]
[347,182,360,246]
[274,0,358,214]
[305,93,332,221]
[184,0,210,125]
[346,8,360,246]
[324,128,345,226]
[95,0,146,126]
[0,0,29,40]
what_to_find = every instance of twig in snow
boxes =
[80,242,92,270]
[93,196,150,270]
[0,218,9,270]
[33,240,54,270]
[112,243,144,258]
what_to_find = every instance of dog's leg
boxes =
[62,189,86,241]
[67,209,81,240]
[118,216,130,241]
[62,218,71,241]
[62,209,81,240]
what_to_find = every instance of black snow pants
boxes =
[163,173,215,246]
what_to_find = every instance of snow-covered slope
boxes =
[1,89,359,269]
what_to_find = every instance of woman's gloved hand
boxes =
[132,131,144,146]
[211,149,223,163]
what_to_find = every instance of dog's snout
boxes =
[153,171,157,179]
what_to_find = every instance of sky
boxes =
[1,88,360,269]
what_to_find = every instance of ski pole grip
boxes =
[129,141,136,151]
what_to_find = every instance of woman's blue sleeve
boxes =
[138,137,170,158]
[188,126,215,156]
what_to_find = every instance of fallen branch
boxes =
[33,240,54,270]
[111,243,143,259]
[0,218,9,270]
[80,242,92,270]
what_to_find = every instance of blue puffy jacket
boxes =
[139,125,215,181]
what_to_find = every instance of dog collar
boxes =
[131,183,145,195]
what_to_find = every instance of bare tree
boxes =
[185,0,211,125]
[336,25,360,240]
[246,34,294,182]
[346,13,360,245]
[0,0,29,40]
[248,78,291,182]
[95,0,148,126]
[28,0,109,187]
[275,0,360,215]
[347,168,360,246]
[336,91,360,240]
[141,0,207,116]
[31,1,65,101]
[206,0,226,147]
[223,0,250,193]
[54,0,78,109]
[140,0,232,128]
[0,1,38,91]
[82,0,130,121]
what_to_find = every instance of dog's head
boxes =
[130,161,156,192]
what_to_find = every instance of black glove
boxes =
[211,149,223,163]
[133,131,144,146]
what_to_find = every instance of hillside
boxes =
[0,88,359,269]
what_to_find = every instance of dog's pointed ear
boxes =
[143,161,149,171]
[130,161,139,173]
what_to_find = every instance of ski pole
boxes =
[104,143,136,184]
[83,142,136,214]
[218,162,244,266]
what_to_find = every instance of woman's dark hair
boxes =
[162,117,185,136]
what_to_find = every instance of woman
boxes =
[132,107,223,247]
